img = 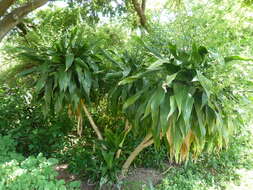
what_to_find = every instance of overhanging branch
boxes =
[0,0,16,18]
[0,0,49,41]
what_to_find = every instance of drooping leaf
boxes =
[167,95,177,120]
[65,53,75,71]
[183,91,194,130]
[123,89,145,110]
[17,67,37,77]
[201,92,208,109]
[197,71,212,97]
[194,102,206,137]
[177,115,187,137]
[83,70,92,97]
[173,83,189,119]
[160,95,171,135]
[35,75,47,92]
[58,70,71,92]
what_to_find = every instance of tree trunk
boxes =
[0,0,16,18]
[131,0,148,29]
[122,133,154,176]
[0,0,49,42]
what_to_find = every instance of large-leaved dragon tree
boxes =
[105,39,242,176]
[12,26,106,140]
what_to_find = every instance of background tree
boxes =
[0,0,50,41]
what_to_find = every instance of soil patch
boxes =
[55,164,164,190]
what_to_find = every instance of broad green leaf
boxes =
[75,65,84,87]
[153,121,161,149]
[201,92,208,109]
[87,61,99,72]
[173,83,189,119]
[142,88,157,120]
[160,95,171,135]
[58,71,71,92]
[105,72,123,80]
[194,102,206,137]
[17,67,37,77]
[171,121,183,162]
[102,50,120,66]
[55,93,64,113]
[83,70,92,97]
[118,74,141,85]
[149,87,166,131]
[65,53,74,71]
[134,36,163,58]
[163,73,178,87]
[151,108,160,137]
[123,90,145,110]
[168,43,178,58]
[150,87,166,111]
[183,92,194,130]
[197,71,212,97]
[118,70,155,85]
[75,58,89,70]
[167,95,177,120]
[109,87,122,114]
[147,59,170,71]
[177,115,186,137]
[68,80,77,95]
[142,99,152,120]
[134,103,146,130]
[35,75,47,92]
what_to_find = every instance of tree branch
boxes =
[0,0,16,18]
[141,0,146,11]
[122,133,154,176]
[0,0,49,41]
[131,0,147,29]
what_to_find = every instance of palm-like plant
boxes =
[107,40,240,175]
[13,26,105,139]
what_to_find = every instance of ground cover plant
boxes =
[0,135,80,190]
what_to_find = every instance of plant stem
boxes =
[81,99,103,141]
[116,120,132,159]
[121,133,154,176]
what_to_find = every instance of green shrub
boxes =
[156,126,253,190]
[0,85,74,157]
[0,135,80,190]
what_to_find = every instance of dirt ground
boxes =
[55,164,164,190]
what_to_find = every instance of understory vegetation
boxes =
[0,0,253,190]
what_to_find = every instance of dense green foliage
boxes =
[0,0,253,189]
[108,39,243,162]
[0,135,80,190]
[156,127,253,190]
[0,85,74,157]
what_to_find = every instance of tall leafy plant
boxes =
[12,26,105,139]
[107,39,241,175]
